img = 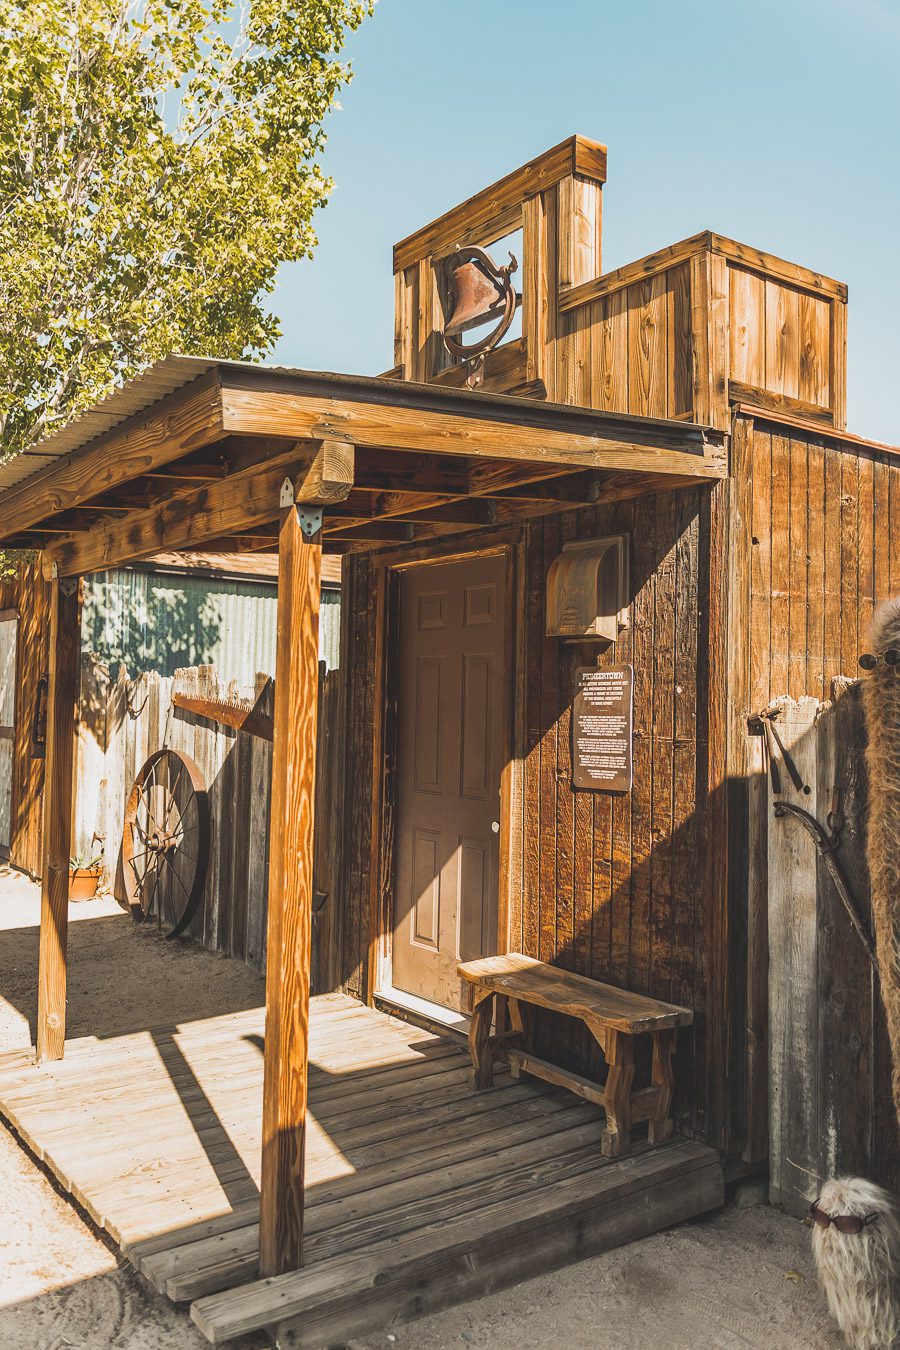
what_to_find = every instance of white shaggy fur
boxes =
[812,1176,900,1349]
[863,598,900,1123]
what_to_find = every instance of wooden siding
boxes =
[764,687,899,1208]
[338,486,729,1148]
[398,183,848,436]
[727,412,900,1167]
[728,266,836,416]
[0,562,50,877]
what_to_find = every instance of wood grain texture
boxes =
[0,562,51,878]
[259,506,322,1277]
[393,135,607,274]
[219,384,725,480]
[37,579,81,1061]
[44,447,323,578]
[0,372,224,540]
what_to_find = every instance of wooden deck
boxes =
[0,993,724,1347]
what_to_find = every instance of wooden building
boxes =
[0,136,896,1345]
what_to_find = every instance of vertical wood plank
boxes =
[667,264,693,418]
[769,432,791,696]
[787,435,808,699]
[857,453,875,656]
[628,493,655,994]
[767,697,820,1212]
[259,506,322,1279]
[649,493,677,1001]
[591,289,628,413]
[799,294,831,410]
[806,436,826,701]
[521,521,543,961]
[689,251,729,430]
[728,267,765,390]
[823,444,843,685]
[37,578,81,1062]
[765,281,801,399]
[628,275,667,419]
[830,299,848,430]
[749,428,773,710]
[840,452,859,677]
[538,518,560,963]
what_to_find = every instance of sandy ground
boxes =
[0,866,843,1350]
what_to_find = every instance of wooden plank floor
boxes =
[0,993,724,1348]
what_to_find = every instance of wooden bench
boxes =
[457,954,693,1157]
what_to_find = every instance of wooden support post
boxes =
[36,577,81,1062]
[258,503,322,1279]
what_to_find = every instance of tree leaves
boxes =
[0,0,373,457]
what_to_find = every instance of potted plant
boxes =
[69,845,104,901]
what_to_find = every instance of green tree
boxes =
[0,0,372,459]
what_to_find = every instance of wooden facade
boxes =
[0,134,895,1343]
[0,561,50,877]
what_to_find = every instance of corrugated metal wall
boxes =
[82,569,341,681]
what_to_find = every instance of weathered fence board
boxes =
[766,682,899,1213]
[75,655,342,987]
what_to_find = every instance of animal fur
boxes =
[812,1176,900,1350]
[863,598,900,1125]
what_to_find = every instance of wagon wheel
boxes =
[122,748,210,939]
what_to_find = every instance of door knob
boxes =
[491,821,500,834]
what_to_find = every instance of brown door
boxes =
[0,612,17,853]
[391,555,507,1012]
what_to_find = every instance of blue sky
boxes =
[270,0,900,443]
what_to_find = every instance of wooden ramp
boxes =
[0,994,723,1347]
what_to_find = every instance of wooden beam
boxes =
[294,440,354,504]
[393,135,607,273]
[326,521,415,542]
[0,371,224,541]
[259,504,322,1278]
[43,449,316,578]
[220,376,726,478]
[369,495,497,525]
[37,578,81,1062]
[558,230,848,314]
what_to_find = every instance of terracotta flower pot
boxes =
[69,867,101,901]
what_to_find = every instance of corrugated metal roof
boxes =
[0,350,725,504]
[0,355,219,494]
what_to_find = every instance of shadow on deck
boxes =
[0,993,723,1348]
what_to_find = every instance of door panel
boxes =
[0,614,17,851]
[392,555,506,1012]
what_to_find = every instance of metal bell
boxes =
[444,252,509,336]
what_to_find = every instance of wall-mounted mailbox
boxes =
[546,535,630,641]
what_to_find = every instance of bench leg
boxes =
[649,1028,676,1145]
[468,991,495,1090]
[601,1029,634,1158]
[506,996,531,1077]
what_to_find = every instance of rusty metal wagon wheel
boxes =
[122,748,210,939]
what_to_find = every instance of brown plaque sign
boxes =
[571,664,634,793]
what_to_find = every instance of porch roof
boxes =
[0,354,727,575]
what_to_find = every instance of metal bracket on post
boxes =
[59,578,78,597]
[296,506,323,539]
[279,478,295,509]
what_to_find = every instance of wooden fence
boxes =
[765,682,899,1213]
[76,655,345,989]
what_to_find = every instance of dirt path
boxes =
[0,867,841,1350]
